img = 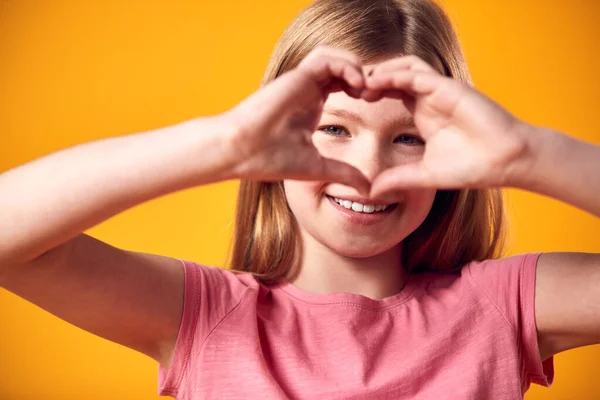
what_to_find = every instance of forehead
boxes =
[323,91,413,128]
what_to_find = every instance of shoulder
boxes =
[461,253,554,387]
[408,255,547,382]
[159,261,263,394]
[414,253,542,302]
[179,260,262,303]
[457,253,543,349]
[462,253,542,300]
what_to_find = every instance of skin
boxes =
[283,88,436,298]
[0,45,598,374]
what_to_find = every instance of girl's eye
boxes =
[318,125,349,137]
[318,126,424,146]
[394,135,425,146]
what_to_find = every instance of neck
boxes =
[286,229,408,300]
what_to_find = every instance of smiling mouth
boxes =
[325,195,398,214]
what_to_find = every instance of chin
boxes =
[322,236,402,259]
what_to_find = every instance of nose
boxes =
[347,138,391,183]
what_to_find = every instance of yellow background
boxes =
[1,0,599,398]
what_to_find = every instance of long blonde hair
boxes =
[227,0,506,282]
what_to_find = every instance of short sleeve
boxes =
[465,252,554,389]
[158,259,250,397]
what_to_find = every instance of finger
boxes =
[305,45,363,70]
[313,45,363,66]
[359,88,383,102]
[360,88,411,102]
[366,70,442,95]
[369,163,436,198]
[318,158,372,197]
[305,56,365,89]
[371,55,438,75]
[325,79,364,99]
[299,51,365,89]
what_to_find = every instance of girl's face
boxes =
[283,90,437,258]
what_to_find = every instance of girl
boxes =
[1,0,599,399]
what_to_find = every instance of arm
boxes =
[362,55,600,361]
[0,47,370,369]
[535,252,600,360]
[510,124,600,217]
[509,125,600,360]
[0,116,238,367]
[0,116,237,267]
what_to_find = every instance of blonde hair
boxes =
[227,0,506,282]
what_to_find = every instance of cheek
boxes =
[311,134,348,162]
[282,182,438,257]
[283,180,324,211]
[403,189,438,228]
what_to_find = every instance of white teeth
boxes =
[332,197,390,213]
[351,202,363,212]
[363,204,375,213]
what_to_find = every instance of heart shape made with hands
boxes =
[305,51,525,200]
[232,47,524,201]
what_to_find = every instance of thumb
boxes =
[370,163,434,198]
[318,157,371,197]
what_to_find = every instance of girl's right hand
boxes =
[223,46,371,195]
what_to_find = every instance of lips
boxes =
[325,195,397,226]
[325,194,397,206]
[328,195,395,212]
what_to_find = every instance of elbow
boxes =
[0,246,59,288]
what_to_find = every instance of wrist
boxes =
[504,121,547,190]
[506,122,568,192]
[177,114,242,184]
[217,108,268,181]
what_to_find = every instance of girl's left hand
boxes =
[363,56,532,199]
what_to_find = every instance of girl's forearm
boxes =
[0,116,238,266]
[512,124,600,217]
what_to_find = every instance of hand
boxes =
[224,46,371,196]
[362,56,531,199]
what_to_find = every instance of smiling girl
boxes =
[1,0,599,399]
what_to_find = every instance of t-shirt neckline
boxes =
[272,274,421,309]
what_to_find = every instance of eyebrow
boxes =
[322,106,415,129]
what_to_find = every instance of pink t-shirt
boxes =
[158,252,554,399]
